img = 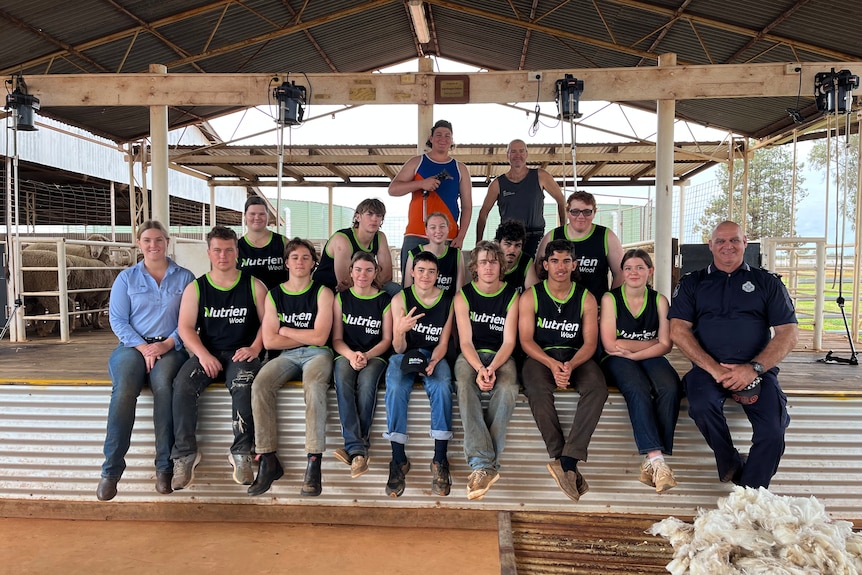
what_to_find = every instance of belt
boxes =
[144,336,167,344]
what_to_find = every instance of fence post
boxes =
[814,239,825,351]
[56,240,70,342]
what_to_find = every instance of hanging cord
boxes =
[529,79,542,137]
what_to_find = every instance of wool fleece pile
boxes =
[648,486,862,574]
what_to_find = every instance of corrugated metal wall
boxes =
[1,384,860,520]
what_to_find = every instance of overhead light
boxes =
[272,79,306,126]
[4,75,40,131]
[408,0,431,44]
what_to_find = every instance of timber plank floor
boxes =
[2,327,858,393]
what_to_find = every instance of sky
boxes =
[206,56,851,244]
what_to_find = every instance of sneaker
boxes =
[386,459,411,497]
[171,452,202,490]
[466,468,500,501]
[350,455,369,478]
[333,447,351,466]
[639,456,655,487]
[430,460,451,496]
[651,459,677,493]
[228,453,255,485]
[546,460,582,502]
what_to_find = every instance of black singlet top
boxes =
[529,280,587,352]
[313,228,381,290]
[337,288,392,354]
[195,271,260,353]
[459,281,518,352]
[237,232,287,290]
[551,224,611,301]
[409,245,460,292]
[401,285,453,351]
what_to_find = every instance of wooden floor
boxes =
[2,327,859,394]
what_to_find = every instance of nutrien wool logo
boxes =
[279,311,312,328]
[204,305,249,324]
[469,311,506,332]
[241,256,283,270]
[343,313,383,334]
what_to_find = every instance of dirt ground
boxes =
[2,517,500,575]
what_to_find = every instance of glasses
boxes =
[568,208,594,218]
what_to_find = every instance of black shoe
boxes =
[248,453,284,497]
[155,472,173,495]
[300,455,322,497]
[96,477,118,501]
[430,460,451,496]
[386,459,411,497]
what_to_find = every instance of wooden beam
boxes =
[170,149,727,165]
[25,62,862,108]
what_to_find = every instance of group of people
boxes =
[97,120,798,505]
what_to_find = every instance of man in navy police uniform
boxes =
[669,220,798,489]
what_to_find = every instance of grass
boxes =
[784,275,859,333]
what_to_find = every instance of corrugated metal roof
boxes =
[2,384,860,520]
[1,1,860,142]
[166,141,731,186]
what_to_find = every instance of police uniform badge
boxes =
[742,281,755,293]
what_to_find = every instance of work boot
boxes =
[300,455,322,497]
[96,477,118,501]
[248,453,284,497]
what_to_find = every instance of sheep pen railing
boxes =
[10,236,133,342]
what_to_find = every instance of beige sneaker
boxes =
[466,468,500,501]
[333,448,351,466]
[350,455,369,478]
[651,459,677,493]
[546,460,583,502]
[638,456,655,487]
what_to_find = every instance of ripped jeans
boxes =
[171,350,262,458]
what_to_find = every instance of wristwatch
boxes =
[749,361,764,375]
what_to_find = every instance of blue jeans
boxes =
[171,351,262,458]
[252,346,333,453]
[601,355,681,455]
[334,356,387,457]
[383,349,453,444]
[102,344,188,478]
[454,353,519,471]
[684,366,789,489]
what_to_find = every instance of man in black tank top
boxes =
[534,190,624,303]
[312,198,399,295]
[518,239,608,503]
[171,226,268,492]
[454,241,520,500]
[494,219,538,293]
[383,251,455,498]
[476,140,567,258]
[237,196,288,290]
[247,238,335,497]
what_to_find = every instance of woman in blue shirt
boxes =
[599,249,681,493]
[97,220,194,501]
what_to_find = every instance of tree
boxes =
[808,133,858,231]
[694,145,807,242]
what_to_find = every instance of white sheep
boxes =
[23,233,111,263]
[648,486,862,575]
[21,250,74,337]
[66,254,115,330]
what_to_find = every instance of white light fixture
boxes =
[408,0,431,44]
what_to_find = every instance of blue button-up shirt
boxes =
[109,258,195,349]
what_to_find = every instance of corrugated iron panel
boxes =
[1,385,860,520]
